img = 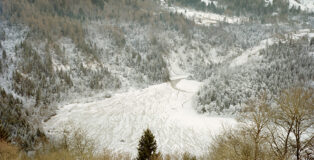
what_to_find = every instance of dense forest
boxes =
[196,38,314,114]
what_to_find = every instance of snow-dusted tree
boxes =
[137,128,158,160]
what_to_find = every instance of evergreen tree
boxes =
[91,0,104,9]
[137,128,157,160]
[35,89,41,107]
[2,50,6,59]
[310,37,314,46]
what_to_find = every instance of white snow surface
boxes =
[202,0,314,13]
[175,79,202,93]
[166,6,247,26]
[288,0,314,12]
[168,60,190,81]
[265,0,273,5]
[44,79,236,157]
[201,0,218,6]
[230,38,274,67]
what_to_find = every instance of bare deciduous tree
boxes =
[240,94,272,160]
[269,88,314,160]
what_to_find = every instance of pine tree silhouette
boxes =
[137,128,157,160]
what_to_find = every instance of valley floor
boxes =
[43,78,236,157]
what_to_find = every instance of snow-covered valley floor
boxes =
[43,79,236,157]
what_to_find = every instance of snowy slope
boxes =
[230,38,274,67]
[44,79,236,157]
[168,60,190,81]
[288,0,314,12]
[202,0,314,13]
[167,6,247,26]
[201,0,218,6]
[230,29,314,68]
[0,23,28,100]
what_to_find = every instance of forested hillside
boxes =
[0,0,188,150]
[0,0,313,157]
[196,38,314,114]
